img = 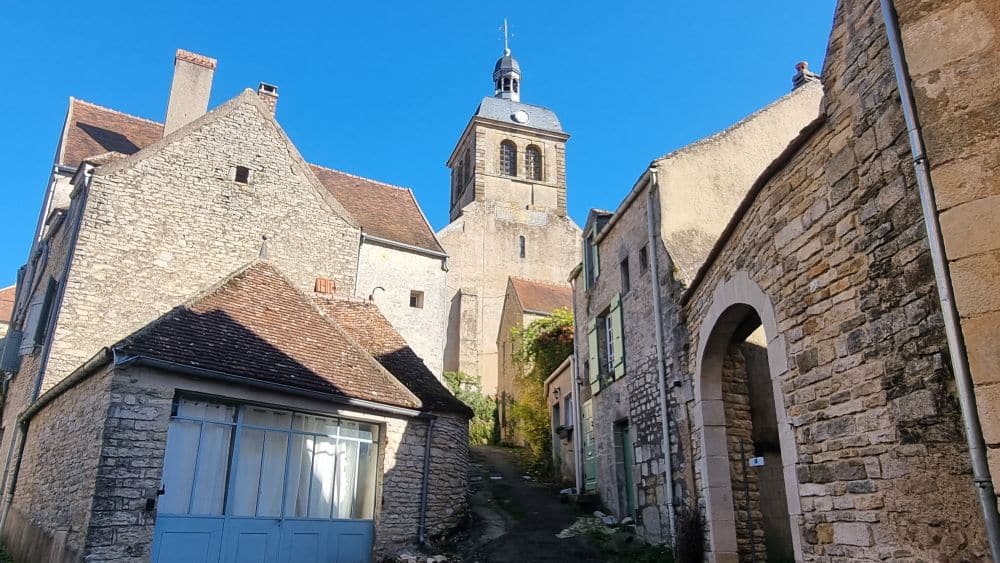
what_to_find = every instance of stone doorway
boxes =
[694,273,803,563]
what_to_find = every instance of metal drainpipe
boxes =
[569,355,583,494]
[879,1,1000,558]
[569,283,585,494]
[645,166,677,544]
[0,423,26,535]
[418,414,437,545]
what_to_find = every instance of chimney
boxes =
[164,49,217,136]
[314,277,336,294]
[257,82,279,117]
[792,61,821,90]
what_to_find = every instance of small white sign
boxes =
[749,457,765,467]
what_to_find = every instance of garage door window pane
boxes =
[231,427,265,517]
[257,431,288,517]
[353,442,377,519]
[159,419,201,514]
[309,436,338,518]
[191,422,232,515]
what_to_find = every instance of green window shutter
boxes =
[611,294,625,379]
[587,319,600,392]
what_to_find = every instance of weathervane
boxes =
[501,18,512,55]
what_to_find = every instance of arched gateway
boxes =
[694,271,803,562]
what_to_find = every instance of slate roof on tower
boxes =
[508,277,573,315]
[474,97,563,133]
[114,261,421,410]
[54,98,442,254]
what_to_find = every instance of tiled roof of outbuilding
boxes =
[509,277,573,315]
[309,165,444,254]
[115,262,420,410]
[315,297,473,418]
[56,99,442,255]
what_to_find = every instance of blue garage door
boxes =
[152,397,379,563]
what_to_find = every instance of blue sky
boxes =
[0,1,835,287]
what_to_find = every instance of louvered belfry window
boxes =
[525,145,542,180]
[500,141,517,176]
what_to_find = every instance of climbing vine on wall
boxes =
[509,307,574,472]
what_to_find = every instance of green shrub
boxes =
[443,371,497,445]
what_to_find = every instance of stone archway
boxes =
[694,272,803,562]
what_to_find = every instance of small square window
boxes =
[234,166,251,184]
[639,245,649,273]
[409,290,424,309]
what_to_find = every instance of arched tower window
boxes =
[525,145,542,181]
[519,235,526,258]
[500,141,517,176]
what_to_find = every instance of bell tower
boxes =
[446,38,570,221]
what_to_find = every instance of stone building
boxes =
[570,0,999,560]
[570,77,823,543]
[495,276,572,444]
[437,48,581,395]
[543,356,578,485]
[0,49,469,562]
[0,285,13,340]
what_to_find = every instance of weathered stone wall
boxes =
[2,365,114,563]
[44,91,361,393]
[377,413,469,557]
[893,0,1000,493]
[357,241,448,376]
[674,1,990,559]
[439,200,580,394]
[656,82,824,282]
[571,188,678,543]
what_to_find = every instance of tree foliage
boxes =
[508,307,574,473]
[443,371,498,445]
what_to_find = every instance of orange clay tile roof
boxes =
[0,286,15,324]
[115,262,420,410]
[509,277,573,315]
[58,99,443,254]
[309,165,444,254]
[314,297,472,417]
[60,99,164,169]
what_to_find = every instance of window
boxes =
[519,235,526,259]
[159,397,379,520]
[19,277,57,355]
[464,149,473,183]
[525,145,542,181]
[583,232,600,289]
[409,290,424,309]
[563,394,573,427]
[500,141,517,176]
[552,403,561,430]
[513,79,519,93]
[587,295,625,392]
[234,166,251,184]
[620,257,630,295]
[639,245,649,273]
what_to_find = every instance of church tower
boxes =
[437,40,581,395]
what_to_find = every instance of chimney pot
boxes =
[164,49,217,136]
[792,60,821,90]
[258,82,279,117]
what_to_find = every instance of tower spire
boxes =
[493,19,521,102]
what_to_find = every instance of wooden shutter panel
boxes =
[587,318,599,391]
[611,294,625,379]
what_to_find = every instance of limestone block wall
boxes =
[2,365,114,563]
[571,187,678,543]
[357,241,448,376]
[439,200,580,394]
[893,0,1000,493]
[673,1,990,559]
[44,92,360,393]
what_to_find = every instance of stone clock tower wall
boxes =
[438,50,581,394]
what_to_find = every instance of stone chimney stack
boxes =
[257,82,279,117]
[792,61,821,90]
[163,49,217,136]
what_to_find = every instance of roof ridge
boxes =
[71,98,164,127]
[309,163,411,192]
[510,276,572,288]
